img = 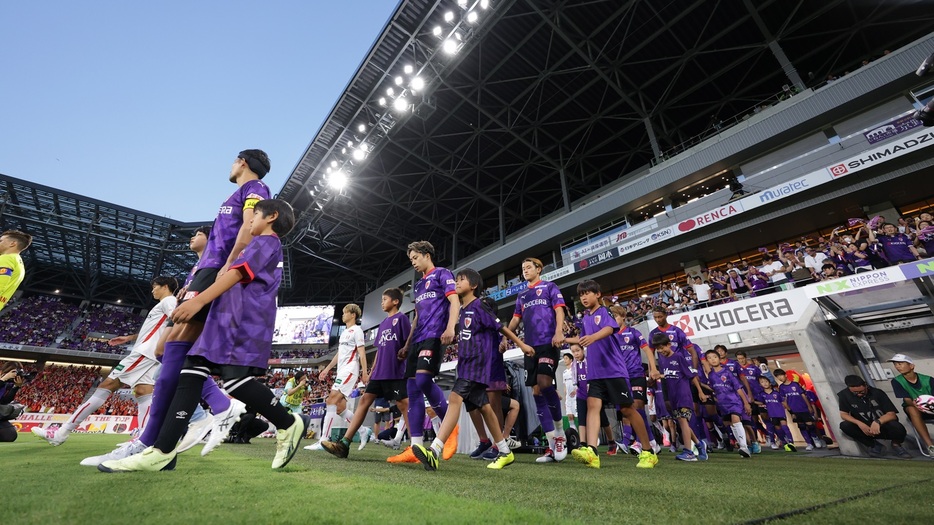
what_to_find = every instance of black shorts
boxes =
[792,412,814,424]
[184,355,266,382]
[501,395,516,414]
[406,338,442,378]
[770,416,788,427]
[628,375,647,403]
[577,398,610,427]
[586,377,634,407]
[172,268,220,325]
[364,379,407,402]
[524,344,559,386]
[452,378,489,412]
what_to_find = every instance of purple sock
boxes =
[140,340,192,446]
[534,394,555,433]
[799,425,814,445]
[782,425,795,444]
[415,373,447,420]
[542,386,563,422]
[201,379,230,413]
[406,378,425,438]
[637,408,651,440]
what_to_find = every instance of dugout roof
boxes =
[278,0,934,304]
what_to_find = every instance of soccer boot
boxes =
[553,436,568,461]
[176,414,215,454]
[322,438,350,459]
[535,448,555,463]
[442,425,459,460]
[469,440,493,459]
[272,414,305,469]
[387,446,420,463]
[412,444,440,471]
[636,450,658,469]
[98,446,176,473]
[487,450,516,469]
[202,398,247,456]
[81,439,146,467]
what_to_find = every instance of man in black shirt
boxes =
[837,375,909,458]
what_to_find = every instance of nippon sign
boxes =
[648,289,812,339]
[826,129,934,178]
[864,114,922,145]
[804,267,903,298]
[677,202,744,233]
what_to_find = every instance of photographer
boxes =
[1,362,28,442]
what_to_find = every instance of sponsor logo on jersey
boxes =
[219,205,234,215]
[0,267,12,276]
[419,349,433,358]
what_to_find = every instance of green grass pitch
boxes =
[7,434,933,524]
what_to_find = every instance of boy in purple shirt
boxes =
[504,257,569,463]
[412,268,531,471]
[705,350,753,458]
[100,199,305,472]
[566,280,657,469]
[392,241,460,464]
[610,305,661,454]
[775,369,823,450]
[868,222,920,264]
[653,332,707,462]
[322,288,412,459]
[570,343,615,452]
[754,376,797,451]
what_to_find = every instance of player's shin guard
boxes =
[152,368,207,453]
[541,386,564,437]
[140,340,193,446]
[798,425,814,446]
[416,373,447,419]
[534,395,555,433]
[731,422,748,450]
[407,378,426,439]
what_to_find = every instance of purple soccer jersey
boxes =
[708,367,746,414]
[574,359,589,400]
[456,298,502,385]
[513,280,566,346]
[200,179,270,270]
[412,267,457,343]
[756,389,787,418]
[614,326,648,378]
[778,381,810,413]
[370,312,410,381]
[189,234,281,369]
[580,306,627,380]
[741,363,764,398]
[653,383,669,418]
[657,348,696,410]
[722,358,742,379]
[648,324,694,357]
[878,233,915,263]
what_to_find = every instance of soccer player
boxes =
[131,150,273,462]
[306,303,370,450]
[321,288,412,459]
[609,306,661,454]
[504,257,569,463]
[32,276,178,447]
[653,332,707,461]
[774,369,823,451]
[390,241,459,464]
[99,199,305,472]
[567,280,657,469]
[562,352,578,430]
[0,229,31,312]
[715,345,757,453]
[568,343,614,454]
[411,268,532,471]
[753,376,796,451]
[705,350,753,458]
[736,350,768,447]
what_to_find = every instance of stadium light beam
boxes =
[329,170,348,190]
[442,39,458,54]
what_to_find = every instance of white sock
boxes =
[732,422,748,450]
[63,388,111,433]
[431,416,442,435]
[545,430,556,451]
[431,438,444,455]
[340,409,354,423]
[496,439,509,454]
[411,435,423,447]
[393,419,406,443]
[553,423,565,439]
[135,394,153,434]
[322,405,337,441]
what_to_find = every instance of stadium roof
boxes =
[277,0,934,304]
[0,174,204,308]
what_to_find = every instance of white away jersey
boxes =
[134,295,177,359]
[337,325,365,374]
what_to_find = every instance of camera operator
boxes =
[0,362,28,442]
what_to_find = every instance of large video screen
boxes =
[272,305,335,345]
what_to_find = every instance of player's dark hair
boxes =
[193,225,212,237]
[704,349,719,358]
[773,368,786,376]
[407,240,435,260]
[755,356,768,365]
[293,370,306,381]
[254,199,295,236]
[1,229,32,250]
[577,279,601,295]
[714,344,727,353]
[238,149,270,179]
[735,350,747,358]
[456,267,483,292]
[383,287,403,305]
[651,332,670,347]
[563,352,573,361]
[151,276,179,293]
[844,375,866,387]
[652,306,668,315]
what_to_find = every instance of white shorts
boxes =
[565,395,578,417]
[331,369,359,398]
[107,350,160,387]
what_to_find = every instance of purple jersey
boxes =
[456,298,502,385]
[190,234,281,369]
[878,233,915,263]
[183,259,200,288]
[580,306,626,380]
[648,324,694,357]
[778,381,810,413]
[200,179,270,270]
[513,280,566,346]
[756,389,786,418]
[412,267,457,343]
[652,383,669,418]
[614,326,648,378]
[741,363,763,398]
[574,359,589,400]
[722,358,742,379]
[708,367,746,414]
[657,349,696,410]
[370,312,410,381]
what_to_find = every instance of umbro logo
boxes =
[175,410,188,419]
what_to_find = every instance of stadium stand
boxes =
[16,364,102,414]
[0,296,80,348]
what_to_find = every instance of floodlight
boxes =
[330,160,338,168]
[404,64,414,75]
[395,76,403,86]
[352,148,366,161]
[432,26,443,37]
[410,76,425,91]
[358,124,366,132]
[393,97,409,111]
[442,39,458,54]
[330,170,348,190]
[466,11,478,23]
[378,97,387,106]
[480,0,489,8]
[387,87,395,97]
[444,11,454,22]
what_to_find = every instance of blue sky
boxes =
[0,1,398,222]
